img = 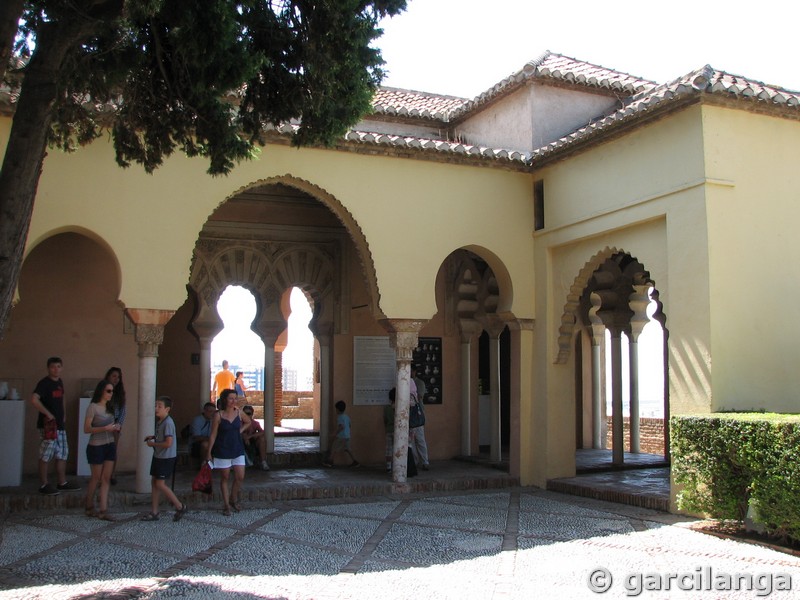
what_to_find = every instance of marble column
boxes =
[590,324,606,450]
[381,319,426,487]
[459,321,481,456]
[608,327,624,466]
[317,337,332,453]
[198,338,212,407]
[189,303,223,410]
[126,308,174,494]
[483,317,506,464]
[588,293,606,450]
[254,323,284,455]
[628,284,652,454]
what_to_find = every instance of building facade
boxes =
[2,52,799,502]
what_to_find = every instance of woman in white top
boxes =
[83,379,120,520]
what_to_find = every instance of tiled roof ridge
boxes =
[264,122,531,166]
[368,51,658,123]
[447,51,659,120]
[531,65,800,164]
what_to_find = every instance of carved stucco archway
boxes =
[564,247,669,463]
[438,248,516,462]
[556,247,621,364]
[215,175,384,321]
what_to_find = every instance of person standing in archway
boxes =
[206,389,248,515]
[234,371,248,400]
[410,365,430,471]
[211,360,236,403]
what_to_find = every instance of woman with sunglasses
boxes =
[206,388,247,515]
[83,379,121,520]
[104,366,126,485]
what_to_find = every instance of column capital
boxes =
[379,319,427,363]
[253,319,287,347]
[480,314,506,338]
[126,309,174,358]
[459,318,482,344]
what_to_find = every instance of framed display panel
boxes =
[413,337,442,404]
[353,336,396,406]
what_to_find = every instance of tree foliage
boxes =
[11,0,405,174]
[0,0,406,332]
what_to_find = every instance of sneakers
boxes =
[422,464,430,471]
[349,461,360,468]
[39,483,60,496]
[57,481,81,492]
[260,461,270,471]
[321,461,333,468]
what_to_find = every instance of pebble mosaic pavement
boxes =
[1,488,799,599]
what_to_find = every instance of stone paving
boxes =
[1,487,799,599]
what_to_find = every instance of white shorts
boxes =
[210,455,246,469]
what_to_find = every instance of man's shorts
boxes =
[210,455,246,469]
[332,437,351,452]
[150,456,177,480]
[385,433,394,456]
[39,429,69,462]
[86,442,117,465]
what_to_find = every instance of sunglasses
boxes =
[104,388,114,393]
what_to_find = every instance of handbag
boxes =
[192,462,213,494]
[409,395,426,428]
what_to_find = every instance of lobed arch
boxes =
[189,240,338,339]
[440,246,515,336]
[216,174,383,321]
[556,246,621,364]
[557,246,667,364]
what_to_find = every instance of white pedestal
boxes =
[0,401,25,486]
[77,397,91,476]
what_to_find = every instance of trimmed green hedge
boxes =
[671,413,800,543]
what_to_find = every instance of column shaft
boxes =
[460,339,472,456]
[629,340,641,453]
[610,332,624,466]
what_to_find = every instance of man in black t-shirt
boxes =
[29,357,81,496]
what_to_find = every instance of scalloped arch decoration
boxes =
[555,246,621,364]
[220,174,384,320]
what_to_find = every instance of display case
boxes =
[413,337,442,404]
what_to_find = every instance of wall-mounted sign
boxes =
[413,337,442,404]
[353,336,395,406]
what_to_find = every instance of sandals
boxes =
[97,512,115,522]
[85,507,97,518]
[231,502,242,513]
[222,506,232,516]
[173,504,188,522]
[140,512,160,521]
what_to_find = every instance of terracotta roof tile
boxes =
[370,52,655,122]
[370,87,469,120]
[529,66,800,164]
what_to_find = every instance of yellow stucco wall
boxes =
[703,105,800,412]
[23,131,535,321]
[525,106,713,485]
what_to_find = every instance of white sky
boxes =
[377,0,800,98]
[211,287,314,389]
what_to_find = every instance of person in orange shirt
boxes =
[212,360,236,401]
